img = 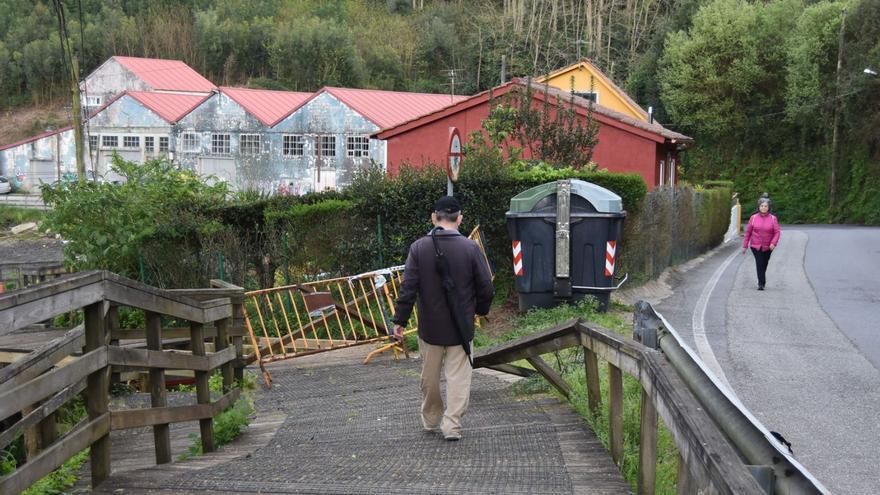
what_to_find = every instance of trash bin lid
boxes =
[509,179,623,213]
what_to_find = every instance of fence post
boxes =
[232,299,245,383]
[638,387,658,495]
[84,301,110,486]
[583,347,602,415]
[146,311,171,464]
[190,322,215,453]
[216,317,233,392]
[608,362,624,466]
[106,305,120,387]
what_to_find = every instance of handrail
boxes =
[474,320,776,495]
[0,271,236,336]
[0,272,248,493]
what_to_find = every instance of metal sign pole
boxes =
[447,176,453,196]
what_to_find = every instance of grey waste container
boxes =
[506,179,626,311]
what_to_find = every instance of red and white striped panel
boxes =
[605,241,616,277]
[512,241,524,276]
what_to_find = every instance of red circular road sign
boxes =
[447,127,463,182]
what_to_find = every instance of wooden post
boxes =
[23,404,40,460]
[38,408,57,451]
[583,347,601,415]
[677,451,694,495]
[216,317,233,392]
[146,311,171,464]
[84,302,110,487]
[190,322,215,453]
[232,300,245,383]
[106,305,120,387]
[638,387,658,495]
[608,362,624,466]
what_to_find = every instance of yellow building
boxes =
[536,59,649,122]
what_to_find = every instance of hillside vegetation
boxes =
[0,0,877,223]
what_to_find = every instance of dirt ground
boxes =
[0,100,69,145]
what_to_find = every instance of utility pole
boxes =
[829,7,847,210]
[52,0,86,180]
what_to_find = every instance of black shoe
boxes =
[758,285,764,291]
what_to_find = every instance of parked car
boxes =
[0,176,11,194]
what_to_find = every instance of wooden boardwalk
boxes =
[81,346,631,495]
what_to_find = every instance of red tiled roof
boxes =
[0,126,72,151]
[113,56,216,93]
[322,87,467,129]
[220,87,313,127]
[127,91,212,123]
[375,78,692,143]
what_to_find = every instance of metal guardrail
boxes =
[633,301,829,494]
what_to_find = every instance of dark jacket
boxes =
[393,228,494,346]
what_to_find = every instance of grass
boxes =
[181,371,258,459]
[475,298,680,494]
[0,205,45,230]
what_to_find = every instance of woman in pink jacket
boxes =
[742,197,781,290]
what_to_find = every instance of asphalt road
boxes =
[653,225,880,495]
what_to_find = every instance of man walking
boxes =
[393,196,494,441]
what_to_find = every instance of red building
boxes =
[374,78,692,189]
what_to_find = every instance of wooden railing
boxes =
[475,317,777,495]
[0,271,247,493]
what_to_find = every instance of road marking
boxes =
[691,248,739,389]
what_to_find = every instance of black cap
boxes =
[434,196,461,214]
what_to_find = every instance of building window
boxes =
[123,136,140,149]
[282,135,305,157]
[102,135,118,148]
[159,136,169,152]
[144,136,155,153]
[211,133,231,155]
[319,135,336,157]
[88,135,98,150]
[182,133,200,152]
[86,96,102,107]
[240,134,261,155]
[346,136,370,157]
[574,91,599,104]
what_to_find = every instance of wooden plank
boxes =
[576,324,643,377]
[525,356,572,399]
[0,282,103,336]
[0,380,86,451]
[107,346,235,372]
[484,363,537,377]
[0,348,107,420]
[0,413,110,495]
[0,271,103,311]
[584,347,602,415]
[474,321,581,368]
[145,311,170,465]
[84,302,110,487]
[110,389,240,430]
[101,274,232,324]
[608,362,624,467]
[0,325,84,393]
[640,352,764,494]
[190,322,214,453]
[638,386,658,495]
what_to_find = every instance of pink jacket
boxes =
[743,213,780,251]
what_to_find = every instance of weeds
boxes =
[181,370,257,459]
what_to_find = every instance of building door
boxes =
[315,135,337,192]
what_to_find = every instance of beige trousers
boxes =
[418,338,472,436]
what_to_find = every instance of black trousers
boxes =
[751,247,773,287]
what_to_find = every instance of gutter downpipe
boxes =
[634,301,828,495]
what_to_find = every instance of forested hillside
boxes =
[0,0,877,223]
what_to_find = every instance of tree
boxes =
[268,16,363,90]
